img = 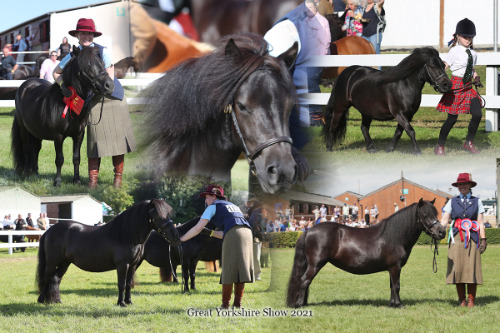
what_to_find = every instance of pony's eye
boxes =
[237,102,248,112]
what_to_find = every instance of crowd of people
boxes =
[1,213,48,252]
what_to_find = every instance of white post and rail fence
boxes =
[1,52,499,131]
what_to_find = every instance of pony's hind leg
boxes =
[30,137,42,175]
[360,116,376,153]
[295,262,325,307]
[391,114,421,154]
[39,261,70,304]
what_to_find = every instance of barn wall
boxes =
[0,187,41,220]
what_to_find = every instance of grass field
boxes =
[0,246,498,332]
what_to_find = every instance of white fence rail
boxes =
[0,230,45,255]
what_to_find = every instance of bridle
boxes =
[424,63,447,91]
[224,103,293,176]
[417,213,440,273]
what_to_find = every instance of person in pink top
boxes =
[39,51,60,82]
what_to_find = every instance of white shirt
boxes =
[444,44,477,78]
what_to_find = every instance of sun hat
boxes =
[69,18,102,37]
[199,185,227,200]
[452,173,477,188]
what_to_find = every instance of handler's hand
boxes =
[473,75,483,88]
[479,238,487,254]
[60,82,73,98]
[200,227,213,236]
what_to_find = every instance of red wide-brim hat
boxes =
[199,185,227,200]
[69,18,102,37]
[452,173,477,187]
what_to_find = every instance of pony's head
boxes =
[416,198,446,240]
[222,34,299,193]
[148,199,181,246]
[419,47,451,93]
[62,46,114,97]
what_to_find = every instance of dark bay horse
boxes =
[12,46,114,186]
[143,33,299,194]
[286,199,446,308]
[138,217,222,293]
[322,47,451,154]
[36,199,180,306]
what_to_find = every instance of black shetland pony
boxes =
[12,46,114,186]
[138,217,222,293]
[36,199,180,307]
[143,33,300,195]
[287,199,446,308]
[322,47,452,154]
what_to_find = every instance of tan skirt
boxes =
[446,233,483,284]
[87,98,137,158]
[220,226,254,284]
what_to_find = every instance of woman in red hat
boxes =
[180,184,254,308]
[439,173,487,307]
[434,18,482,156]
[53,18,137,189]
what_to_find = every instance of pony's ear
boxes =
[418,198,424,206]
[278,42,298,70]
[431,198,436,205]
[72,45,80,56]
[225,38,241,59]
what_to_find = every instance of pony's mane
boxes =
[103,199,171,244]
[378,47,439,84]
[143,32,294,144]
[376,202,420,242]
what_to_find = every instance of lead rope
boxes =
[431,238,439,273]
[87,95,105,126]
[168,244,184,293]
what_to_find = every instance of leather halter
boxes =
[424,63,447,91]
[224,104,293,176]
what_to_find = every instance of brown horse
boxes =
[321,35,375,80]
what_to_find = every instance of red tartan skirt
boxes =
[437,76,478,115]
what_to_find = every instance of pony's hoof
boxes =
[367,148,377,154]
[117,302,127,307]
[73,179,81,185]
[53,180,61,187]
[413,150,422,155]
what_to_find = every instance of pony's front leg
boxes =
[189,261,197,290]
[124,267,136,305]
[53,138,64,187]
[116,264,128,307]
[396,115,421,155]
[388,266,403,308]
[71,134,84,185]
[360,116,376,153]
[181,260,190,293]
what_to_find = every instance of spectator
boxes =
[342,203,350,222]
[342,0,363,37]
[13,33,28,63]
[39,51,60,82]
[1,46,18,79]
[394,203,399,212]
[37,213,47,230]
[57,36,71,60]
[352,203,359,221]
[14,214,27,252]
[364,207,370,226]
[370,205,379,223]
[361,0,385,54]
[26,213,35,228]
[320,204,327,220]
[266,220,275,232]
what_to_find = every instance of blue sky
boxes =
[0,0,98,32]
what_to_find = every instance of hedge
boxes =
[264,228,500,248]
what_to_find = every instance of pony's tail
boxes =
[36,233,46,303]
[11,115,25,174]
[321,81,348,151]
[286,231,309,307]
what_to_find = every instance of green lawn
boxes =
[1,245,498,332]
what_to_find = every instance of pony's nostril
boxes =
[267,165,277,175]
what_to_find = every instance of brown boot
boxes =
[456,283,466,307]
[221,284,232,309]
[434,144,445,156]
[463,141,480,154]
[88,158,101,189]
[467,284,477,308]
[112,155,124,188]
[233,282,245,308]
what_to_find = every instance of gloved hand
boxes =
[200,227,213,236]
[479,238,487,254]
[473,75,483,88]
[59,82,73,98]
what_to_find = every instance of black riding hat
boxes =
[456,18,476,37]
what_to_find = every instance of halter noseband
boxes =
[224,104,293,176]
[424,63,447,91]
